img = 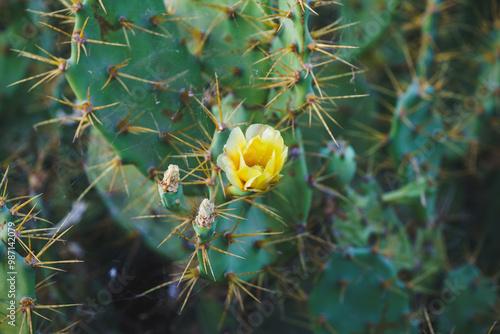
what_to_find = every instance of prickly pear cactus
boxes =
[0,169,80,333]
[32,0,352,285]
[437,264,497,333]
[309,248,415,333]
[6,0,500,332]
[0,222,37,333]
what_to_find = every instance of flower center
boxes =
[242,137,273,168]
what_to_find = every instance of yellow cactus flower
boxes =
[217,124,288,192]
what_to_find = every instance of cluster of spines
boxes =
[0,168,81,333]
[7,0,416,330]
[10,0,500,332]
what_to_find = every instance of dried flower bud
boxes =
[195,199,216,229]
[159,164,180,193]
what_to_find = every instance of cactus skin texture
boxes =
[0,222,37,333]
[7,0,500,332]
[49,0,338,287]
[437,264,497,333]
[0,170,79,333]
[0,176,37,333]
[308,248,415,333]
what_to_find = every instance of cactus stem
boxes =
[157,165,193,214]
[102,58,132,94]
[174,228,244,281]
[116,105,159,135]
[193,75,247,134]
[41,17,126,64]
[199,244,216,280]
[43,88,120,142]
[119,17,170,41]
[225,217,283,253]
[198,235,245,280]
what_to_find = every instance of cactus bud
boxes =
[195,199,216,229]
[159,164,181,193]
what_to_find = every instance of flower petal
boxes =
[216,124,288,192]
[264,150,276,175]
[245,124,266,141]
[262,126,284,149]
[216,153,228,172]
[226,168,244,190]
[225,126,246,165]
[274,146,288,174]
[245,172,269,191]
[237,165,262,183]
[243,136,272,167]
[268,174,283,185]
[252,173,275,191]
[217,154,244,190]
